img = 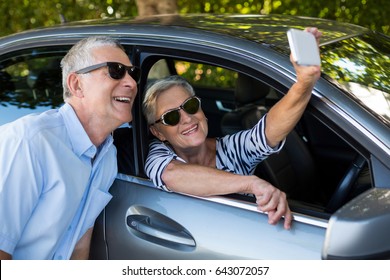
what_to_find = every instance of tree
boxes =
[136,0,178,16]
[0,0,388,37]
[177,0,389,35]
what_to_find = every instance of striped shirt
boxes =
[145,114,285,191]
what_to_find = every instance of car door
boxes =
[90,46,329,260]
[99,176,326,259]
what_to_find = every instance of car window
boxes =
[0,47,67,125]
[174,60,237,89]
[142,55,372,218]
[145,59,236,138]
[147,59,238,89]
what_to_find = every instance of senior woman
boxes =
[143,28,322,230]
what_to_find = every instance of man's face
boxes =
[76,46,138,129]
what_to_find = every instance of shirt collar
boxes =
[59,103,96,158]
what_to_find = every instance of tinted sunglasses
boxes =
[153,96,201,126]
[75,62,140,82]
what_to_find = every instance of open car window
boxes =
[142,56,373,219]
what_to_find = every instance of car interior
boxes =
[218,72,371,217]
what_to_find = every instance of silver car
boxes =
[1,14,389,259]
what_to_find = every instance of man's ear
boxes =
[67,72,84,98]
[149,125,166,142]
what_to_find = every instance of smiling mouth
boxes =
[114,97,131,103]
[182,124,198,135]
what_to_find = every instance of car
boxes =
[0,14,389,260]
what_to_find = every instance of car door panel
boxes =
[99,177,326,260]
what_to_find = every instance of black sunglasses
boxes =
[75,62,140,82]
[153,96,201,126]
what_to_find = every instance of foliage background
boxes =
[0,0,389,38]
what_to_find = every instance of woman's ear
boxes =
[67,72,84,98]
[149,125,166,142]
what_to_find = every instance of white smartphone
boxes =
[287,29,321,66]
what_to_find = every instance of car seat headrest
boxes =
[235,73,270,105]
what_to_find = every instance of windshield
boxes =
[321,32,390,125]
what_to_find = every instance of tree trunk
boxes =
[136,0,178,16]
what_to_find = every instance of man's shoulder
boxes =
[0,108,64,141]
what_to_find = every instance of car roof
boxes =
[0,14,370,53]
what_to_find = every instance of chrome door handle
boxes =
[127,214,196,247]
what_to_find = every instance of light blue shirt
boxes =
[0,103,117,259]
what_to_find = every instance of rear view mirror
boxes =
[322,188,390,259]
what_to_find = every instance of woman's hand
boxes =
[292,27,322,89]
[248,176,293,230]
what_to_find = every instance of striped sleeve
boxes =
[216,114,285,175]
[144,139,185,191]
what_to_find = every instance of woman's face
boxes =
[150,85,209,152]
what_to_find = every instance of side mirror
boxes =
[322,188,390,259]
